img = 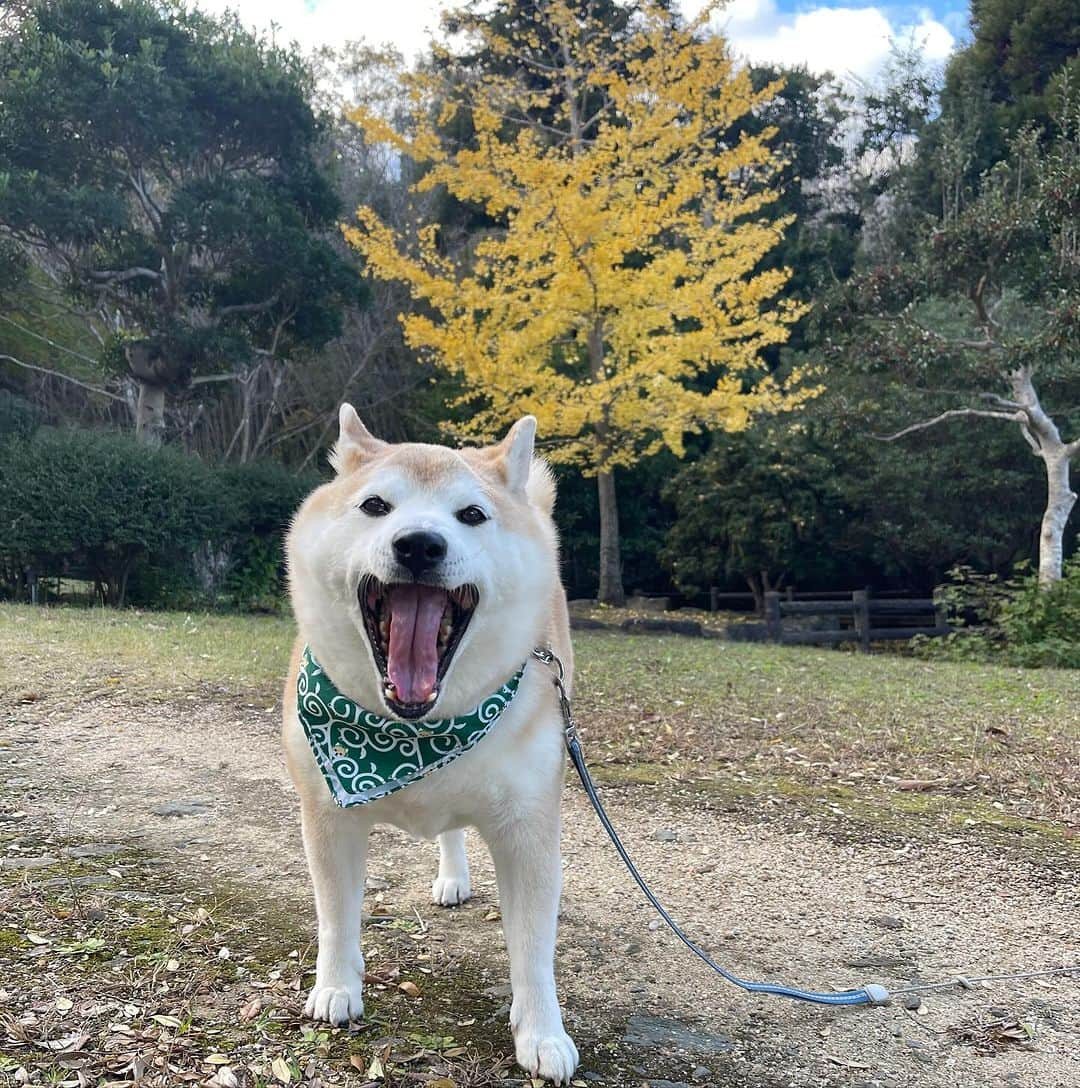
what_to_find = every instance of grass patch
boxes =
[0,604,294,704]
[0,839,527,1087]
[2,603,1076,831]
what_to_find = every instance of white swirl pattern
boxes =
[297,645,526,807]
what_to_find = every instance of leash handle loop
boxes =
[532,646,890,1010]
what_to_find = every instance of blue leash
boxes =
[532,648,892,1010]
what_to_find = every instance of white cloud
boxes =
[193,0,443,63]
[192,1,955,84]
[687,1,956,83]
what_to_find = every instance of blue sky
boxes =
[196,0,969,83]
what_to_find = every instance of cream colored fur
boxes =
[282,406,578,1084]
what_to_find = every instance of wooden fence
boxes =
[763,590,949,652]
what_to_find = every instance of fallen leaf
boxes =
[365,1054,385,1079]
[46,1033,90,1054]
[204,1054,230,1065]
[238,997,261,1022]
[398,981,420,997]
[271,1056,292,1083]
[428,1079,457,1088]
[894,778,947,792]
[151,1014,182,1029]
[217,947,231,960]
[25,932,50,946]
[165,959,180,972]
[825,1055,872,1070]
[348,1055,366,1072]
[213,1068,239,1088]
[55,997,74,1012]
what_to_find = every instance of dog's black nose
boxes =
[392,529,448,578]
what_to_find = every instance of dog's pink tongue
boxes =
[386,584,447,705]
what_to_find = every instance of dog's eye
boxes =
[456,505,488,526]
[359,495,392,517]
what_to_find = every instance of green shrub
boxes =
[0,428,318,609]
[0,428,224,606]
[919,561,1080,668]
[217,460,319,610]
[0,391,39,439]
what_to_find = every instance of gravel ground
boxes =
[3,689,1079,1088]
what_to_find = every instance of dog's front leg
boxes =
[301,802,369,1025]
[483,811,578,1085]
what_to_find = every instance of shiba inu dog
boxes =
[282,405,579,1084]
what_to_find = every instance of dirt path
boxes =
[4,689,1079,1088]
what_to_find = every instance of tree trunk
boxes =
[135,381,166,446]
[587,318,625,606]
[744,574,763,615]
[1038,451,1076,586]
[596,469,624,605]
[1008,367,1078,587]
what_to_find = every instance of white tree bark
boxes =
[1008,368,1078,587]
[134,381,166,446]
[882,365,1077,587]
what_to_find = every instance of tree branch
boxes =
[0,313,102,365]
[190,372,241,386]
[908,319,998,352]
[876,407,1026,442]
[216,293,281,318]
[0,353,126,402]
[88,266,161,285]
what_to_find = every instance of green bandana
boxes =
[297,645,526,807]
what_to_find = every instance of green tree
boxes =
[0,427,224,604]
[661,422,850,608]
[827,98,1080,586]
[0,0,360,446]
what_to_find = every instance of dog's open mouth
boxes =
[359,576,478,719]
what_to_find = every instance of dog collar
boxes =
[297,645,526,807]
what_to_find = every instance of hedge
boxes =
[0,427,318,608]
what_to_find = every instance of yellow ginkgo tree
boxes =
[345,0,812,604]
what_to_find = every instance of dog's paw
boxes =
[304,974,364,1026]
[431,875,472,907]
[514,1028,579,1085]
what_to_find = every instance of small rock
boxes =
[482,981,513,999]
[153,800,211,817]
[59,843,125,858]
[623,1015,734,1055]
[902,994,923,1011]
[869,915,904,930]
[365,876,389,891]
[691,1067,711,1081]
[846,954,908,968]
[622,942,642,955]
[0,855,57,869]
[629,984,647,994]
[652,829,678,843]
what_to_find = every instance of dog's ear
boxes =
[329,403,385,474]
[493,415,536,493]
